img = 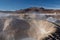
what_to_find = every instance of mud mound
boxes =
[0,18,59,40]
[27,20,57,40]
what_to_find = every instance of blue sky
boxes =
[0,0,60,11]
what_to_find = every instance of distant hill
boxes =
[0,11,15,13]
[16,7,60,13]
[0,7,60,14]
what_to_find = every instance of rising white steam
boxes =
[28,20,57,40]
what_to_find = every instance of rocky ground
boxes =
[0,13,59,40]
[0,7,60,40]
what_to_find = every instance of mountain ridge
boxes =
[16,7,60,13]
[0,7,60,13]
